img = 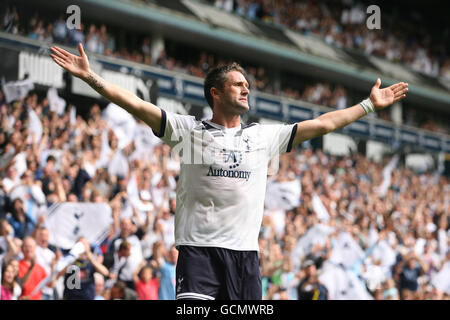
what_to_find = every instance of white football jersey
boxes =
[156,110,297,251]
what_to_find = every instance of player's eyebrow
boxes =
[234,81,250,88]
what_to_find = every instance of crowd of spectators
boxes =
[211,0,450,80]
[0,85,449,300]
[261,150,449,300]
[0,89,179,300]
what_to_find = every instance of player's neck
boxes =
[210,112,241,129]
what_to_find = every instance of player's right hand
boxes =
[50,43,90,80]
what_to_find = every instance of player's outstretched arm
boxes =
[50,43,163,135]
[291,78,408,147]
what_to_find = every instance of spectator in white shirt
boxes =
[107,218,143,291]
[34,226,60,300]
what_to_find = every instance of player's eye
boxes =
[236,82,249,89]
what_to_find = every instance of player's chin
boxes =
[237,101,250,112]
[237,106,249,115]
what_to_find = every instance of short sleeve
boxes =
[153,109,196,149]
[261,123,297,159]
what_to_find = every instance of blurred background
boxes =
[0,0,449,300]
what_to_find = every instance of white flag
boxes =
[47,87,66,115]
[1,77,34,103]
[312,193,330,222]
[102,103,136,150]
[438,229,448,258]
[292,224,335,271]
[27,107,43,145]
[329,231,365,269]
[69,105,77,125]
[265,178,301,210]
[377,154,399,197]
[134,123,159,155]
[127,171,139,202]
[46,202,113,250]
[97,130,111,169]
[319,261,373,300]
[431,261,450,294]
[370,239,397,271]
[107,151,129,178]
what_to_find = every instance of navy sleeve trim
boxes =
[241,123,257,129]
[153,109,167,138]
[286,123,298,153]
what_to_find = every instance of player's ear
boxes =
[210,87,220,99]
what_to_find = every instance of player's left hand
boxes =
[370,78,408,110]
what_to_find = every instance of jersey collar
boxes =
[203,120,243,132]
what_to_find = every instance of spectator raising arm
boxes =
[292,78,408,146]
[0,220,20,261]
[132,260,147,284]
[49,43,163,135]
[80,238,110,278]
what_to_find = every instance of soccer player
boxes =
[50,43,408,300]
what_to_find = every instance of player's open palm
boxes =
[370,78,408,110]
[50,43,90,79]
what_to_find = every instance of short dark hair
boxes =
[46,155,56,163]
[112,280,126,295]
[204,63,246,109]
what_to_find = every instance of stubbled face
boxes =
[216,71,250,115]
[22,238,36,260]
[37,229,50,248]
[120,219,132,237]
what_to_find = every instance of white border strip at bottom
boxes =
[176,292,215,300]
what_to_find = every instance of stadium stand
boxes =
[0,0,449,300]
[2,1,449,135]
